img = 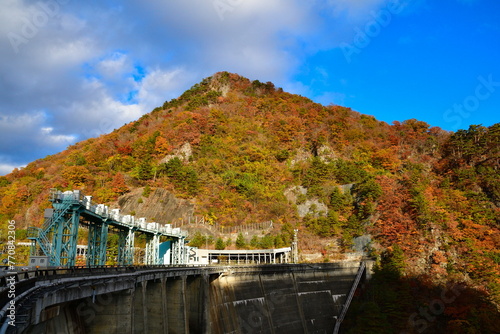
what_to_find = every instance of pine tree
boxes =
[235,233,246,249]
[215,238,225,250]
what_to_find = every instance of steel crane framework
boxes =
[27,189,189,267]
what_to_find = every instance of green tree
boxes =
[280,222,294,245]
[344,302,392,334]
[188,232,205,248]
[352,178,383,202]
[334,159,368,184]
[302,157,335,194]
[0,176,11,187]
[377,245,406,280]
[235,233,246,249]
[15,228,27,240]
[135,158,153,180]
[260,235,274,249]
[250,235,259,248]
[274,235,285,248]
[329,187,350,211]
[215,237,225,250]
[142,185,152,197]
[159,157,199,195]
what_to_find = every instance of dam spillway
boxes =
[0,263,366,334]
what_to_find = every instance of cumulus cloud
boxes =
[0,163,23,176]
[95,52,133,81]
[0,0,394,175]
[0,111,76,167]
[136,68,193,109]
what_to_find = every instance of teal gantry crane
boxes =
[28,189,189,267]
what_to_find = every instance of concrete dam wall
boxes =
[5,263,364,334]
[210,266,360,333]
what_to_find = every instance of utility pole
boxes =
[292,229,299,264]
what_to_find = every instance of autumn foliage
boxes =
[0,72,499,330]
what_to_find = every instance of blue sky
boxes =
[0,0,499,175]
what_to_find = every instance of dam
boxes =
[0,262,366,333]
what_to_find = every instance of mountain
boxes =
[1,72,499,332]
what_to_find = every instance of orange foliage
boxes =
[0,71,499,312]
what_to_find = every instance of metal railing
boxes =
[52,189,188,238]
[333,261,366,334]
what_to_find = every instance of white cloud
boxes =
[0,112,48,139]
[40,127,75,145]
[59,13,87,32]
[95,52,133,80]
[41,37,95,68]
[136,67,191,110]
[54,78,142,139]
[0,112,76,166]
[0,163,24,176]
[0,0,397,175]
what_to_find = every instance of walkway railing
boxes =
[333,261,366,334]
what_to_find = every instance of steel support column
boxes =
[117,228,135,265]
[171,237,187,265]
[145,234,160,265]
[87,222,109,266]
[50,206,80,267]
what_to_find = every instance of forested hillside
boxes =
[1,72,499,332]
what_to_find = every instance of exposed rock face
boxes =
[117,187,195,224]
[283,185,307,204]
[160,142,193,164]
[290,148,312,167]
[290,144,337,166]
[284,185,328,218]
[317,144,337,162]
[352,234,372,253]
[297,199,328,218]
[339,183,354,194]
